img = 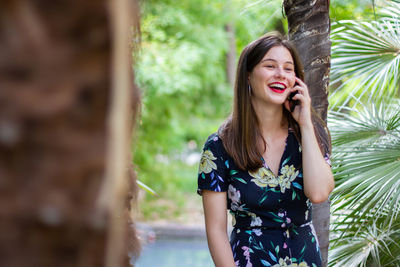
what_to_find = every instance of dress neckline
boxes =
[261,128,291,177]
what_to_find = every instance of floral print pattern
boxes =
[249,163,299,193]
[198,149,217,174]
[198,130,329,267]
[277,164,299,193]
[248,168,279,188]
[271,257,310,267]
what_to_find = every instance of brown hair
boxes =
[218,32,331,171]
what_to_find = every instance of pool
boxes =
[133,238,213,267]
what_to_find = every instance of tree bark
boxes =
[0,1,140,266]
[283,1,331,266]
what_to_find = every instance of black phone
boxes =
[288,90,299,112]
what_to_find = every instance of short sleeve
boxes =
[197,133,228,196]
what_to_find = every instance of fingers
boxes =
[289,87,311,109]
[293,77,310,98]
[295,77,306,86]
[291,92,305,102]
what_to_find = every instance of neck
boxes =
[252,99,287,141]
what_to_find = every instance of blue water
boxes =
[134,239,214,267]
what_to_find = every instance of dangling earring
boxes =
[248,84,252,95]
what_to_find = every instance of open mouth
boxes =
[268,82,286,94]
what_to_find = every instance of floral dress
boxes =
[197,129,330,267]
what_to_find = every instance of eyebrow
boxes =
[261,58,294,65]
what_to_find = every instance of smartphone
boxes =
[288,90,299,112]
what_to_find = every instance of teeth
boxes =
[270,83,285,89]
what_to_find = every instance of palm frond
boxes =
[379,1,400,23]
[328,3,400,265]
[329,17,400,108]
[329,219,400,267]
[330,100,400,222]
[137,180,159,196]
[329,99,400,147]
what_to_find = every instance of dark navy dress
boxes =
[197,130,329,267]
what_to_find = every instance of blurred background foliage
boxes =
[133,0,374,222]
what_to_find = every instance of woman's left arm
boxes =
[285,77,334,204]
[300,124,334,203]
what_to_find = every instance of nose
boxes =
[274,67,285,79]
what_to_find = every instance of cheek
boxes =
[288,74,296,88]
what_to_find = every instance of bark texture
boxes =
[283,1,331,266]
[0,1,140,266]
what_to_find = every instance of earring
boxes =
[248,84,251,95]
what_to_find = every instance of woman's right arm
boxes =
[202,190,236,267]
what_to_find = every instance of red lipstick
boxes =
[268,82,287,94]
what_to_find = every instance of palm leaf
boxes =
[330,101,400,224]
[328,3,400,265]
[329,17,400,108]
[329,99,400,147]
[137,180,159,196]
[329,219,400,267]
[379,1,400,22]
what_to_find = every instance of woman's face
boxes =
[248,45,296,106]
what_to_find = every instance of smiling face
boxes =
[248,45,296,106]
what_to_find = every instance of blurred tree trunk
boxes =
[225,22,236,87]
[283,1,331,266]
[225,0,236,87]
[0,1,140,267]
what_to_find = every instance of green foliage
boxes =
[330,0,375,22]
[329,1,400,108]
[328,1,400,266]
[136,0,230,159]
[328,100,400,266]
[330,100,400,219]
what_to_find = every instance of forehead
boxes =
[261,46,294,63]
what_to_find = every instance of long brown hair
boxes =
[219,32,331,171]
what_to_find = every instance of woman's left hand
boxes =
[284,77,313,127]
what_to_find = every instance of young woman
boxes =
[197,33,334,267]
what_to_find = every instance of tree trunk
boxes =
[225,22,236,87]
[283,1,331,266]
[225,0,236,88]
[0,1,140,267]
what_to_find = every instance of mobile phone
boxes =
[288,91,299,112]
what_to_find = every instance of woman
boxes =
[197,32,334,267]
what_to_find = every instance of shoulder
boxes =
[203,133,223,151]
[197,133,230,195]
[201,133,231,164]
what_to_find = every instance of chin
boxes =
[270,95,288,104]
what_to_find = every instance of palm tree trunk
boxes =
[283,1,331,266]
[0,1,140,266]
